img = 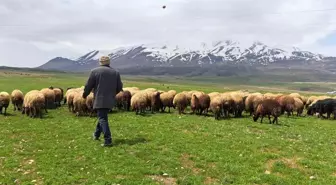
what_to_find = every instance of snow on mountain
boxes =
[40,40,330,72]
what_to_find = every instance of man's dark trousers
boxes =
[94,108,112,144]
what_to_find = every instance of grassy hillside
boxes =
[1,70,336,184]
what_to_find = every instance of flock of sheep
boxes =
[0,86,335,124]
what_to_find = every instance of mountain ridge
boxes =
[38,40,336,76]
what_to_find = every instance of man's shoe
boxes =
[101,143,113,147]
[93,133,100,141]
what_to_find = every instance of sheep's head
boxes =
[252,114,259,122]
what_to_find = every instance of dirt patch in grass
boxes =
[15,158,44,185]
[180,153,202,174]
[204,176,219,184]
[148,175,177,185]
[266,156,304,174]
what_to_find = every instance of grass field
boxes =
[1,70,336,185]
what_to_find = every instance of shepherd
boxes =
[82,56,123,147]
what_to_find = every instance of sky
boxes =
[0,0,336,67]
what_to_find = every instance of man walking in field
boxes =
[82,56,123,147]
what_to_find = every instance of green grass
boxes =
[1,71,336,184]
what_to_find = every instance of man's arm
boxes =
[83,71,95,98]
[116,72,123,94]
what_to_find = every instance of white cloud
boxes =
[0,0,336,67]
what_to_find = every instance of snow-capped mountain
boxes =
[39,40,332,73]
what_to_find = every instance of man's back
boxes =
[84,65,123,109]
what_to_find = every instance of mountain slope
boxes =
[38,40,333,75]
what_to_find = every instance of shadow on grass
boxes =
[114,137,148,146]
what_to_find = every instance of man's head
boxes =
[99,56,110,66]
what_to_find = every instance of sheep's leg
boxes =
[168,107,171,113]
[4,107,7,116]
[260,116,263,123]
[327,112,331,119]
[268,115,271,124]
[13,104,16,111]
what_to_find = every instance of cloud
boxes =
[0,0,336,67]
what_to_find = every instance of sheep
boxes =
[86,92,95,117]
[173,92,188,115]
[230,92,245,117]
[220,93,235,118]
[191,93,210,116]
[306,96,329,109]
[253,99,282,124]
[275,95,295,117]
[208,92,221,101]
[263,93,277,100]
[306,96,318,109]
[210,96,223,120]
[289,93,302,101]
[150,91,162,113]
[73,91,88,116]
[115,90,132,111]
[11,89,24,111]
[245,93,263,116]
[0,92,10,115]
[123,87,140,96]
[65,90,79,113]
[294,97,304,116]
[167,90,177,96]
[186,91,204,106]
[40,88,56,109]
[144,88,157,92]
[22,90,46,118]
[52,88,63,107]
[49,86,64,104]
[160,90,176,113]
[131,92,148,115]
[307,99,336,119]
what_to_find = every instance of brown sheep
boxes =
[208,92,221,101]
[220,93,235,118]
[150,91,162,113]
[66,90,78,113]
[0,92,10,115]
[131,92,148,114]
[253,99,282,124]
[49,86,64,104]
[52,88,63,107]
[275,95,295,117]
[294,97,304,117]
[123,87,140,96]
[11,89,24,111]
[191,94,210,116]
[289,93,302,101]
[73,92,88,116]
[263,93,277,100]
[210,96,223,120]
[40,88,55,109]
[22,90,46,118]
[86,92,95,117]
[230,92,245,117]
[245,93,263,116]
[160,91,176,113]
[115,90,132,111]
[173,93,188,115]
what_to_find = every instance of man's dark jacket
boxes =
[83,65,123,110]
